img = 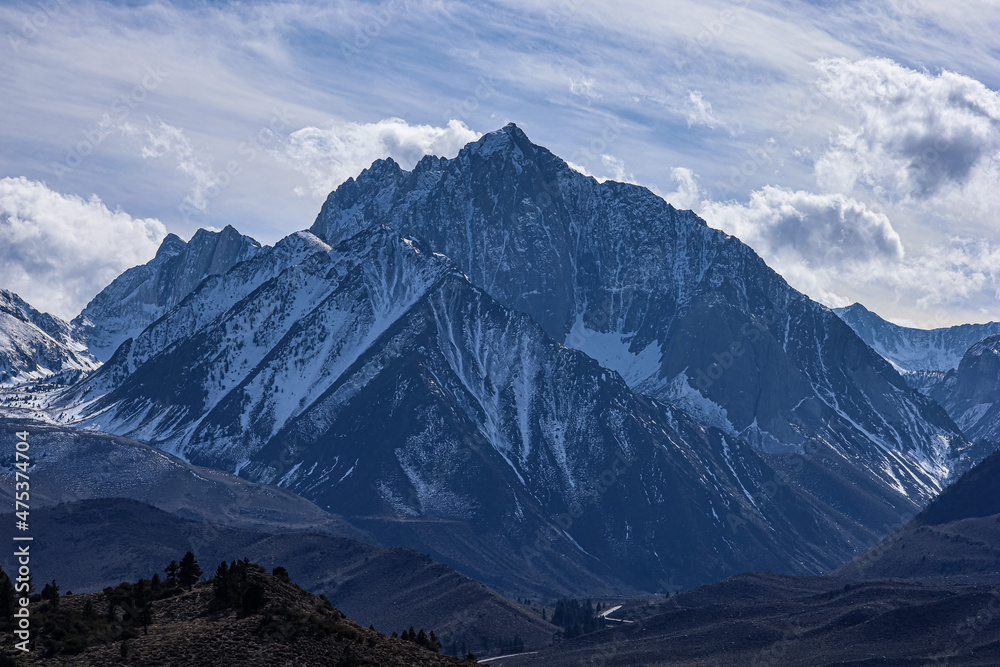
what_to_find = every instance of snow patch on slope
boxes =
[568,312,662,388]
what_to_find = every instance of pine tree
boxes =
[213,561,230,602]
[179,552,202,591]
[41,579,59,602]
[164,560,180,585]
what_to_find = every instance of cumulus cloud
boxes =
[0,178,167,319]
[813,57,1000,211]
[277,118,481,197]
[700,186,908,306]
[702,186,904,268]
[661,167,702,210]
[699,184,1000,321]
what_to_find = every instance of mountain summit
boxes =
[312,124,974,483]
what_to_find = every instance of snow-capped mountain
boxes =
[53,222,928,596]
[835,302,1000,372]
[0,289,97,385]
[312,124,974,484]
[40,126,984,597]
[926,335,1000,444]
[71,224,261,361]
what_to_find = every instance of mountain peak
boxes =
[464,122,535,159]
[155,233,186,258]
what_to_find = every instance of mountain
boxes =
[53,224,863,598]
[311,124,972,485]
[1,554,477,666]
[46,125,975,599]
[835,301,1000,372]
[71,225,261,361]
[0,289,97,385]
[927,336,1000,444]
[834,302,1000,446]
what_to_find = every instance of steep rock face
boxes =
[835,302,1000,372]
[311,124,972,490]
[71,225,262,361]
[929,335,1000,444]
[0,289,97,385]
[53,224,916,597]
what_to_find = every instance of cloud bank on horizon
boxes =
[0,0,997,327]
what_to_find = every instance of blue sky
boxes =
[0,0,998,327]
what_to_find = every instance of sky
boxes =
[0,0,997,327]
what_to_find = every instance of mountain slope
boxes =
[49,221,936,599]
[0,420,554,655]
[1,551,475,666]
[0,289,97,385]
[0,419,357,535]
[928,335,1000,444]
[71,225,261,361]
[836,448,1000,583]
[495,573,1000,667]
[835,301,1000,372]
[2,498,554,657]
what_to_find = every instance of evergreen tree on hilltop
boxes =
[164,560,180,585]
[179,552,202,591]
[41,579,60,608]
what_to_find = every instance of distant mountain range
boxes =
[71,225,261,362]
[835,302,1000,372]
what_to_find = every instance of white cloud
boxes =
[684,90,723,129]
[813,57,1000,210]
[661,167,702,210]
[135,122,222,212]
[277,118,481,197]
[702,186,904,267]
[699,184,1000,323]
[569,76,600,101]
[0,178,166,319]
[700,186,906,307]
